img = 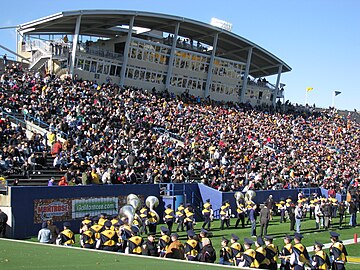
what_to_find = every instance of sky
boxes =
[1,0,359,110]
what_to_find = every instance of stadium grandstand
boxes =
[0,17,359,270]
[15,10,290,107]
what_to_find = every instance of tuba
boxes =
[245,190,256,204]
[119,204,135,226]
[146,196,160,222]
[127,194,141,210]
[127,194,142,227]
[234,191,245,208]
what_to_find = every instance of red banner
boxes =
[34,198,72,223]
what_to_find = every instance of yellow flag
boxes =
[306,87,314,92]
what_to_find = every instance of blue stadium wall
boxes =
[9,184,320,239]
[10,185,161,239]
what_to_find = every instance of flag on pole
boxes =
[334,91,341,96]
[306,87,314,92]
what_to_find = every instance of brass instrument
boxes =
[245,190,256,204]
[119,204,135,226]
[126,194,142,227]
[234,191,245,208]
[127,194,141,210]
[145,196,160,222]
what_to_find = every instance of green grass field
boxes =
[1,215,359,270]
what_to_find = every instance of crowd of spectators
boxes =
[1,62,360,195]
[0,64,47,178]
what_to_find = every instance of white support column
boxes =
[69,15,82,77]
[15,29,19,61]
[204,33,219,98]
[273,64,283,107]
[165,22,180,90]
[240,47,253,103]
[119,16,135,87]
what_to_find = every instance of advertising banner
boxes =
[34,195,147,223]
[71,197,119,219]
[34,198,72,223]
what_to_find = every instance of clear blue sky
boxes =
[1,0,359,110]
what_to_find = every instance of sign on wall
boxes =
[34,198,72,223]
[71,197,119,219]
[33,195,146,223]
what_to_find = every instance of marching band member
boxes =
[329,232,348,270]
[202,199,213,230]
[312,241,330,270]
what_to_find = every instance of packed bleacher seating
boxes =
[1,63,360,194]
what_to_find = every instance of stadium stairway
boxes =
[5,152,64,186]
[1,108,64,186]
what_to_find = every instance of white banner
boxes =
[71,197,119,219]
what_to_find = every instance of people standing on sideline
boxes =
[198,237,216,263]
[329,232,348,270]
[80,224,95,249]
[46,219,59,244]
[38,222,52,243]
[96,220,118,251]
[139,204,148,234]
[220,201,231,230]
[235,197,246,228]
[202,199,212,230]
[323,199,332,230]
[184,230,200,261]
[0,208,8,238]
[253,236,270,269]
[230,234,243,266]
[349,199,357,227]
[248,202,257,237]
[259,204,270,237]
[290,233,310,270]
[197,228,210,249]
[175,202,185,232]
[146,208,158,235]
[264,235,278,270]
[278,198,287,223]
[219,237,232,265]
[142,233,158,257]
[158,226,170,257]
[279,235,293,270]
[295,203,303,233]
[338,201,346,228]
[265,195,274,220]
[127,226,143,255]
[165,233,185,259]
[288,201,296,231]
[315,200,323,229]
[184,203,195,232]
[237,238,256,268]
[311,241,330,270]
[163,204,175,232]
[56,222,75,246]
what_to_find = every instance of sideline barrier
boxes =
[5,184,325,239]
[9,185,160,239]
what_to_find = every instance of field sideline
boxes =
[0,238,240,270]
[1,216,359,270]
[1,238,359,270]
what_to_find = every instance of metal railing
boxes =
[24,113,68,139]
[78,45,124,60]
[30,50,45,65]
[25,39,53,53]
[1,109,68,139]
[0,109,27,128]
